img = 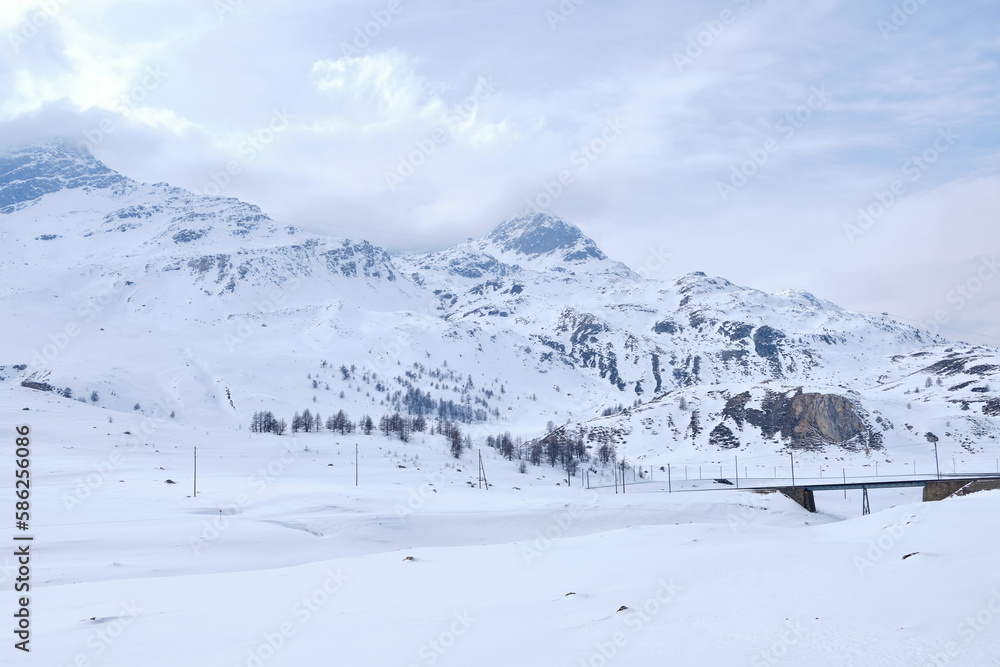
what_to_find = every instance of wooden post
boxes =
[667,463,672,493]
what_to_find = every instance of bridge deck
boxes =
[764,475,1000,493]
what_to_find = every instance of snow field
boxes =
[5,389,1000,666]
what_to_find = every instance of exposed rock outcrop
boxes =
[719,389,882,450]
[709,423,740,449]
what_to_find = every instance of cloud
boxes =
[1,0,999,341]
[311,51,432,126]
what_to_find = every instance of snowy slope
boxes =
[6,387,1000,667]
[3,141,1000,667]
[1,140,998,465]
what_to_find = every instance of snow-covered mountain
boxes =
[1,141,997,465]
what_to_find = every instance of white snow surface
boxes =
[2,142,1000,665]
[6,392,1000,666]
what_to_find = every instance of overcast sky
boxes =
[2,0,999,342]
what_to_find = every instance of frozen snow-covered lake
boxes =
[7,390,1000,666]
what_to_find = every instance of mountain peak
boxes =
[0,140,132,214]
[483,213,607,262]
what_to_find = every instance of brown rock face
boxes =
[721,388,881,450]
[785,393,867,446]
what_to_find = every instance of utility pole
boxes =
[843,468,847,499]
[735,455,739,489]
[668,463,672,493]
[193,446,197,497]
[355,443,358,487]
[934,442,940,480]
[478,450,489,490]
[790,451,795,487]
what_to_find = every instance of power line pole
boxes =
[668,463,672,493]
[790,451,795,486]
[193,446,197,497]
[478,450,489,490]
[355,443,358,487]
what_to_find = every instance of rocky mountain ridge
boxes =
[1,141,997,464]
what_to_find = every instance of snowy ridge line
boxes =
[0,141,996,473]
